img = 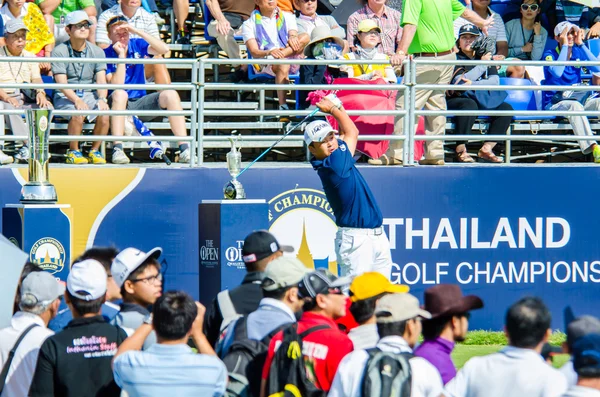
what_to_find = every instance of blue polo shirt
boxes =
[310,139,383,228]
[104,38,150,99]
[113,343,227,396]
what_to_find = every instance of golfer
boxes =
[305,96,393,279]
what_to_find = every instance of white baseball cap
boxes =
[304,120,337,146]
[67,259,107,301]
[111,247,162,288]
[375,293,431,323]
[554,21,579,37]
[65,10,94,26]
[262,256,310,292]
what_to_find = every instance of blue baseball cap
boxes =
[572,333,600,375]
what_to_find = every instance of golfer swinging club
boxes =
[306,95,393,280]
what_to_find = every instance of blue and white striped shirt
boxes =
[113,343,227,397]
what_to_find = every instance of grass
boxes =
[450,330,569,369]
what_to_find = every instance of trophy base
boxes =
[223,179,246,200]
[20,183,58,203]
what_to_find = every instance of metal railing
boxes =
[2,56,600,166]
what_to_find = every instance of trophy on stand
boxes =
[20,109,57,203]
[223,136,246,200]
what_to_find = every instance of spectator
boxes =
[562,333,600,397]
[560,316,600,387]
[112,291,227,395]
[299,25,345,109]
[445,297,568,397]
[328,293,443,397]
[0,272,63,397]
[294,0,344,39]
[96,0,171,85]
[49,247,122,332]
[0,20,52,166]
[110,247,163,349]
[262,269,353,395]
[170,0,191,44]
[35,0,97,45]
[347,272,409,350]
[218,256,309,357]
[346,0,402,56]
[446,24,513,163]
[454,0,508,58]
[414,284,483,384]
[505,0,548,60]
[51,10,110,165]
[241,0,309,111]
[341,19,396,83]
[542,343,562,365]
[0,0,54,69]
[104,17,190,164]
[546,0,595,36]
[542,22,600,164]
[12,262,44,315]
[29,260,128,397]
[101,0,164,27]
[381,0,490,166]
[204,230,293,347]
[205,0,254,80]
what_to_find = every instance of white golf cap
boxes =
[375,293,432,323]
[304,120,337,146]
[111,247,162,288]
[554,21,579,37]
[67,259,107,301]
[262,256,311,292]
[65,10,94,26]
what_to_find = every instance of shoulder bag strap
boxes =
[298,324,331,339]
[0,323,39,393]
[217,290,239,332]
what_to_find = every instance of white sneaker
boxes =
[14,146,29,162]
[153,12,166,26]
[0,149,13,165]
[178,148,190,163]
[112,148,130,164]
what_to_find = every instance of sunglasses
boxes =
[520,3,539,11]
[72,22,91,30]
[326,287,344,295]
[107,15,128,28]
[360,29,380,36]
[302,0,317,3]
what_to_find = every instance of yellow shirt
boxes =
[0,48,41,94]
[343,52,390,78]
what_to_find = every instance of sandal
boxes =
[457,150,475,163]
[478,149,503,163]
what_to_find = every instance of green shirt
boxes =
[36,0,95,24]
[401,0,465,54]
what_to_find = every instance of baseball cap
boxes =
[375,293,431,323]
[65,10,94,26]
[458,24,481,37]
[554,21,579,37]
[242,230,293,264]
[111,247,162,288]
[262,256,310,291]
[67,259,107,301]
[298,269,352,299]
[357,19,381,33]
[572,333,600,375]
[349,272,409,302]
[304,120,337,146]
[4,19,28,34]
[567,315,600,347]
[20,272,65,306]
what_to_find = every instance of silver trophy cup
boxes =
[223,137,246,199]
[20,109,57,203]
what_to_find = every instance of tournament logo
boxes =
[30,237,66,274]
[269,188,339,275]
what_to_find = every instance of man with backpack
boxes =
[261,269,354,397]
[218,256,309,397]
[204,230,294,347]
[328,293,444,397]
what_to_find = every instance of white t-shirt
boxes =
[242,9,298,49]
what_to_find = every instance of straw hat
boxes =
[304,25,345,57]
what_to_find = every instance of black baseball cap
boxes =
[458,24,481,37]
[298,269,352,299]
[572,333,600,375]
[242,230,293,264]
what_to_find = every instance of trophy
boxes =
[223,136,246,200]
[20,109,57,203]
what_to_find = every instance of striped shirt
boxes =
[454,7,507,44]
[96,4,159,46]
[346,5,402,56]
[113,343,227,397]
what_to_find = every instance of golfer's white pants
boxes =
[335,226,393,280]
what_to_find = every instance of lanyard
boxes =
[3,47,23,83]
[66,41,89,83]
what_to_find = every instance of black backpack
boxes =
[360,348,413,397]
[221,317,291,397]
[266,323,330,397]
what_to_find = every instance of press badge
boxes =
[60,15,65,25]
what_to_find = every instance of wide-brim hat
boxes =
[304,25,345,57]
[423,284,483,319]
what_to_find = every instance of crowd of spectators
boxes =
[2,229,600,396]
